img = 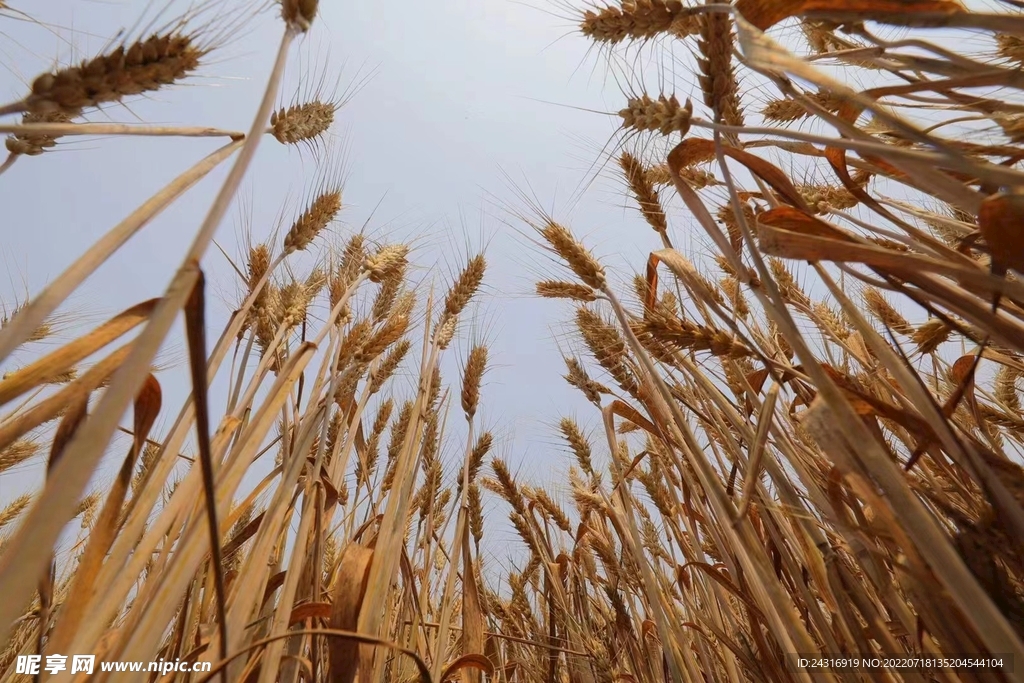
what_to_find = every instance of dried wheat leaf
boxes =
[329,543,374,683]
[979,191,1024,276]
[288,602,332,626]
[720,145,810,212]
[735,0,963,32]
[0,299,157,407]
[0,344,131,454]
[442,653,494,683]
[47,374,162,653]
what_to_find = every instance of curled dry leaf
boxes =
[756,206,851,244]
[670,139,810,212]
[735,0,964,32]
[441,653,494,683]
[288,601,332,626]
[979,191,1024,276]
[669,138,716,167]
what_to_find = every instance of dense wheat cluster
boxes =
[4,0,1024,682]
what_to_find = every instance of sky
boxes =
[0,0,696,557]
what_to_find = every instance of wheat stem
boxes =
[0,123,244,138]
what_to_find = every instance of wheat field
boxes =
[3,0,1024,681]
